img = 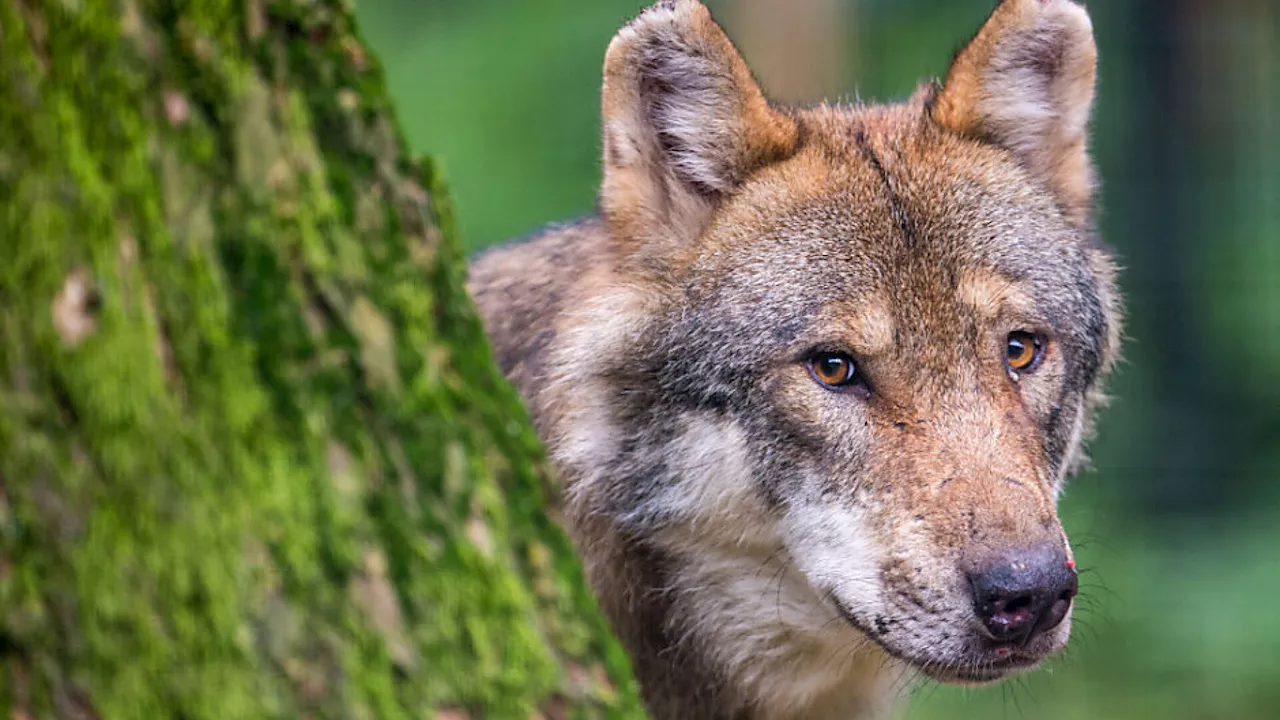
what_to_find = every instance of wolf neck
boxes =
[633,418,910,716]
[573,415,909,717]
[659,540,910,719]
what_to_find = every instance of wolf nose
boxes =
[968,544,1078,646]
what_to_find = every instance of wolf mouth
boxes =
[826,593,1043,684]
[919,654,1042,684]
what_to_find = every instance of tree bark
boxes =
[0,1,643,718]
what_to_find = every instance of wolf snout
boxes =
[967,543,1078,647]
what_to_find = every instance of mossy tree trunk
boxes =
[0,1,642,717]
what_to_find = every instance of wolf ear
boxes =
[600,0,799,252]
[933,0,1098,222]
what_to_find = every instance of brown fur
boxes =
[468,1,1122,718]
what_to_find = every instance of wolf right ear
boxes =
[933,0,1099,223]
[600,0,799,255]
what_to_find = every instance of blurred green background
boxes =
[357,0,1280,717]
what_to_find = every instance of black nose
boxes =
[968,544,1078,646]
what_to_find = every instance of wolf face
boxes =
[469,0,1122,716]
[632,119,1116,683]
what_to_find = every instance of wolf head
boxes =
[557,0,1121,701]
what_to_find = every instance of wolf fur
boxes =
[467,1,1123,717]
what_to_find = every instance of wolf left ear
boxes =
[600,1,799,255]
[933,0,1098,222]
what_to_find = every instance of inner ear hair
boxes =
[600,0,799,252]
[932,0,1099,223]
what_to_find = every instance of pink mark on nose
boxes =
[1066,559,1076,570]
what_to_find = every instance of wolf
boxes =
[467,0,1123,717]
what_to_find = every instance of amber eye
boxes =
[808,352,859,389]
[1006,331,1044,372]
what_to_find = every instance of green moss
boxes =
[0,1,643,717]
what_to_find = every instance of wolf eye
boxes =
[808,352,859,389]
[1006,331,1044,373]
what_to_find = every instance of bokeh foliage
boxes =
[359,0,1280,718]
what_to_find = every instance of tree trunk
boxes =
[0,1,643,718]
